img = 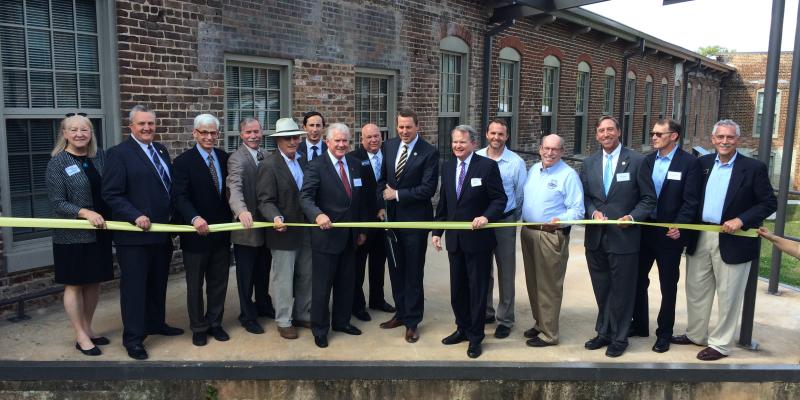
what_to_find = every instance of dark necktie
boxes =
[207,154,220,194]
[148,144,171,192]
[338,160,351,198]
[311,145,319,160]
[456,160,466,199]
[256,150,264,163]
[395,144,408,181]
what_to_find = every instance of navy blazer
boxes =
[580,146,657,255]
[299,141,327,161]
[432,154,507,253]
[377,136,439,226]
[173,146,231,252]
[299,152,368,254]
[102,137,173,246]
[348,146,382,219]
[685,152,777,264]
[641,147,700,249]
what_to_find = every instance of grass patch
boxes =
[758,204,800,287]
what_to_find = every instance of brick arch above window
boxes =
[576,54,593,67]
[603,60,620,73]
[541,46,565,63]
[497,36,524,55]
[440,23,473,47]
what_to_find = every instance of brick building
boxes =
[0,0,735,309]
[717,52,800,190]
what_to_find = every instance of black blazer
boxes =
[432,154,506,253]
[299,141,327,161]
[641,147,700,249]
[102,137,173,246]
[377,136,439,225]
[173,147,231,252]
[580,146,657,254]
[348,146,381,220]
[300,152,368,254]
[685,152,777,264]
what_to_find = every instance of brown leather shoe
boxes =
[405,327,420,343]
[670,334,699,346]
[292,320,312,329]
[380,317,403,329]
[697,347,727,361]
[278,326,298,339]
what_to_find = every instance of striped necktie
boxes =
[395,144,408,180]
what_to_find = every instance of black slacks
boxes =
[117,242,173,348]
[386,230,428,329]
[631,227,682,339]
[311,238,356,337]
[233,243,272,323]
[586,232,639,345]
[353,229,387,312]
[448,250,492,344]
[183,246,231,333]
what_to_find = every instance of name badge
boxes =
[470,178,482,187]
[65,165,81,176]
[361,160,370,167]
[667,171,682,181]
[616,172,630,182]
[353,178,363,187]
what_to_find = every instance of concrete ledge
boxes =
[2,360,800,382]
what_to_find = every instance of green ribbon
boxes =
[0,217,757,237]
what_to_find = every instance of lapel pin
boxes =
[413,152,417,156]
[621,161,626,166]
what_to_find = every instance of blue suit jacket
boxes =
[102,137,173,246]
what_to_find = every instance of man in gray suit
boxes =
[580,116,656,358]
[227,118,274,335]
[257,118,313,340]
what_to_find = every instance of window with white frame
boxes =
[0,0,117,272]
[438,36,469,161]
[541,55,560,135]
[642,75,653,145]
[224,57,291,152]
[623,71,636,145]
[497,47,520,146]
[574,61,590,154]
[754,88,781,138]
[659,78,668,119]
[602,67,615,115]
[355,68,396,143]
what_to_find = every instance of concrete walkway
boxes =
[1,227,798,365]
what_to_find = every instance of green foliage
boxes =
[698,45,733,57]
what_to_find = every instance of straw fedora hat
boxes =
[270,118,306,137]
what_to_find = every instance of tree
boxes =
[698,45,733,57]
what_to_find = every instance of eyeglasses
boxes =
[65,112,87,117]
[650,131,675,137]
[195,130,219,137]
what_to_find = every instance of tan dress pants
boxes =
[521,227,570,344]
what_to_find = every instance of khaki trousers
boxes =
[521,227,570,344]
[685,231,750,355]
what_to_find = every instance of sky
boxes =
[583,0,799,53]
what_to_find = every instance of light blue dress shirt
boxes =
[701,152,738,224]
[522,160,585,224]
[196,144,222,193]
[280,150,304,190]
[652,145,679,198]
[368,149,382,180]
[476,146,528,215]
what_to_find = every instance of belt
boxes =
[525,225,571,235]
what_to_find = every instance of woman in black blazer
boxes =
[45,115,113,356]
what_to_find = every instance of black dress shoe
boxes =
[584,336,611,350]
[467,343,482,359]
[126,345,148,360]
[369,301,396,313]
[670,334,697,345]
[523,327,540,339]
[314,335,328,348]
[149,325,184,336]
[405,327,420,343]
[484,315,496,324]
[258,306,276,319]
[652,337,670,353]
[526,336,556,347]
[441,330,467,345]
[332,324,362,335]
[208,326,230,341]
[494,325,511,339]
[90,336,110,346]
[242,320,265,334]
[353,309,372,322]
[75,342,101,356]
[192,332,208,346]
[605,342,628,358]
